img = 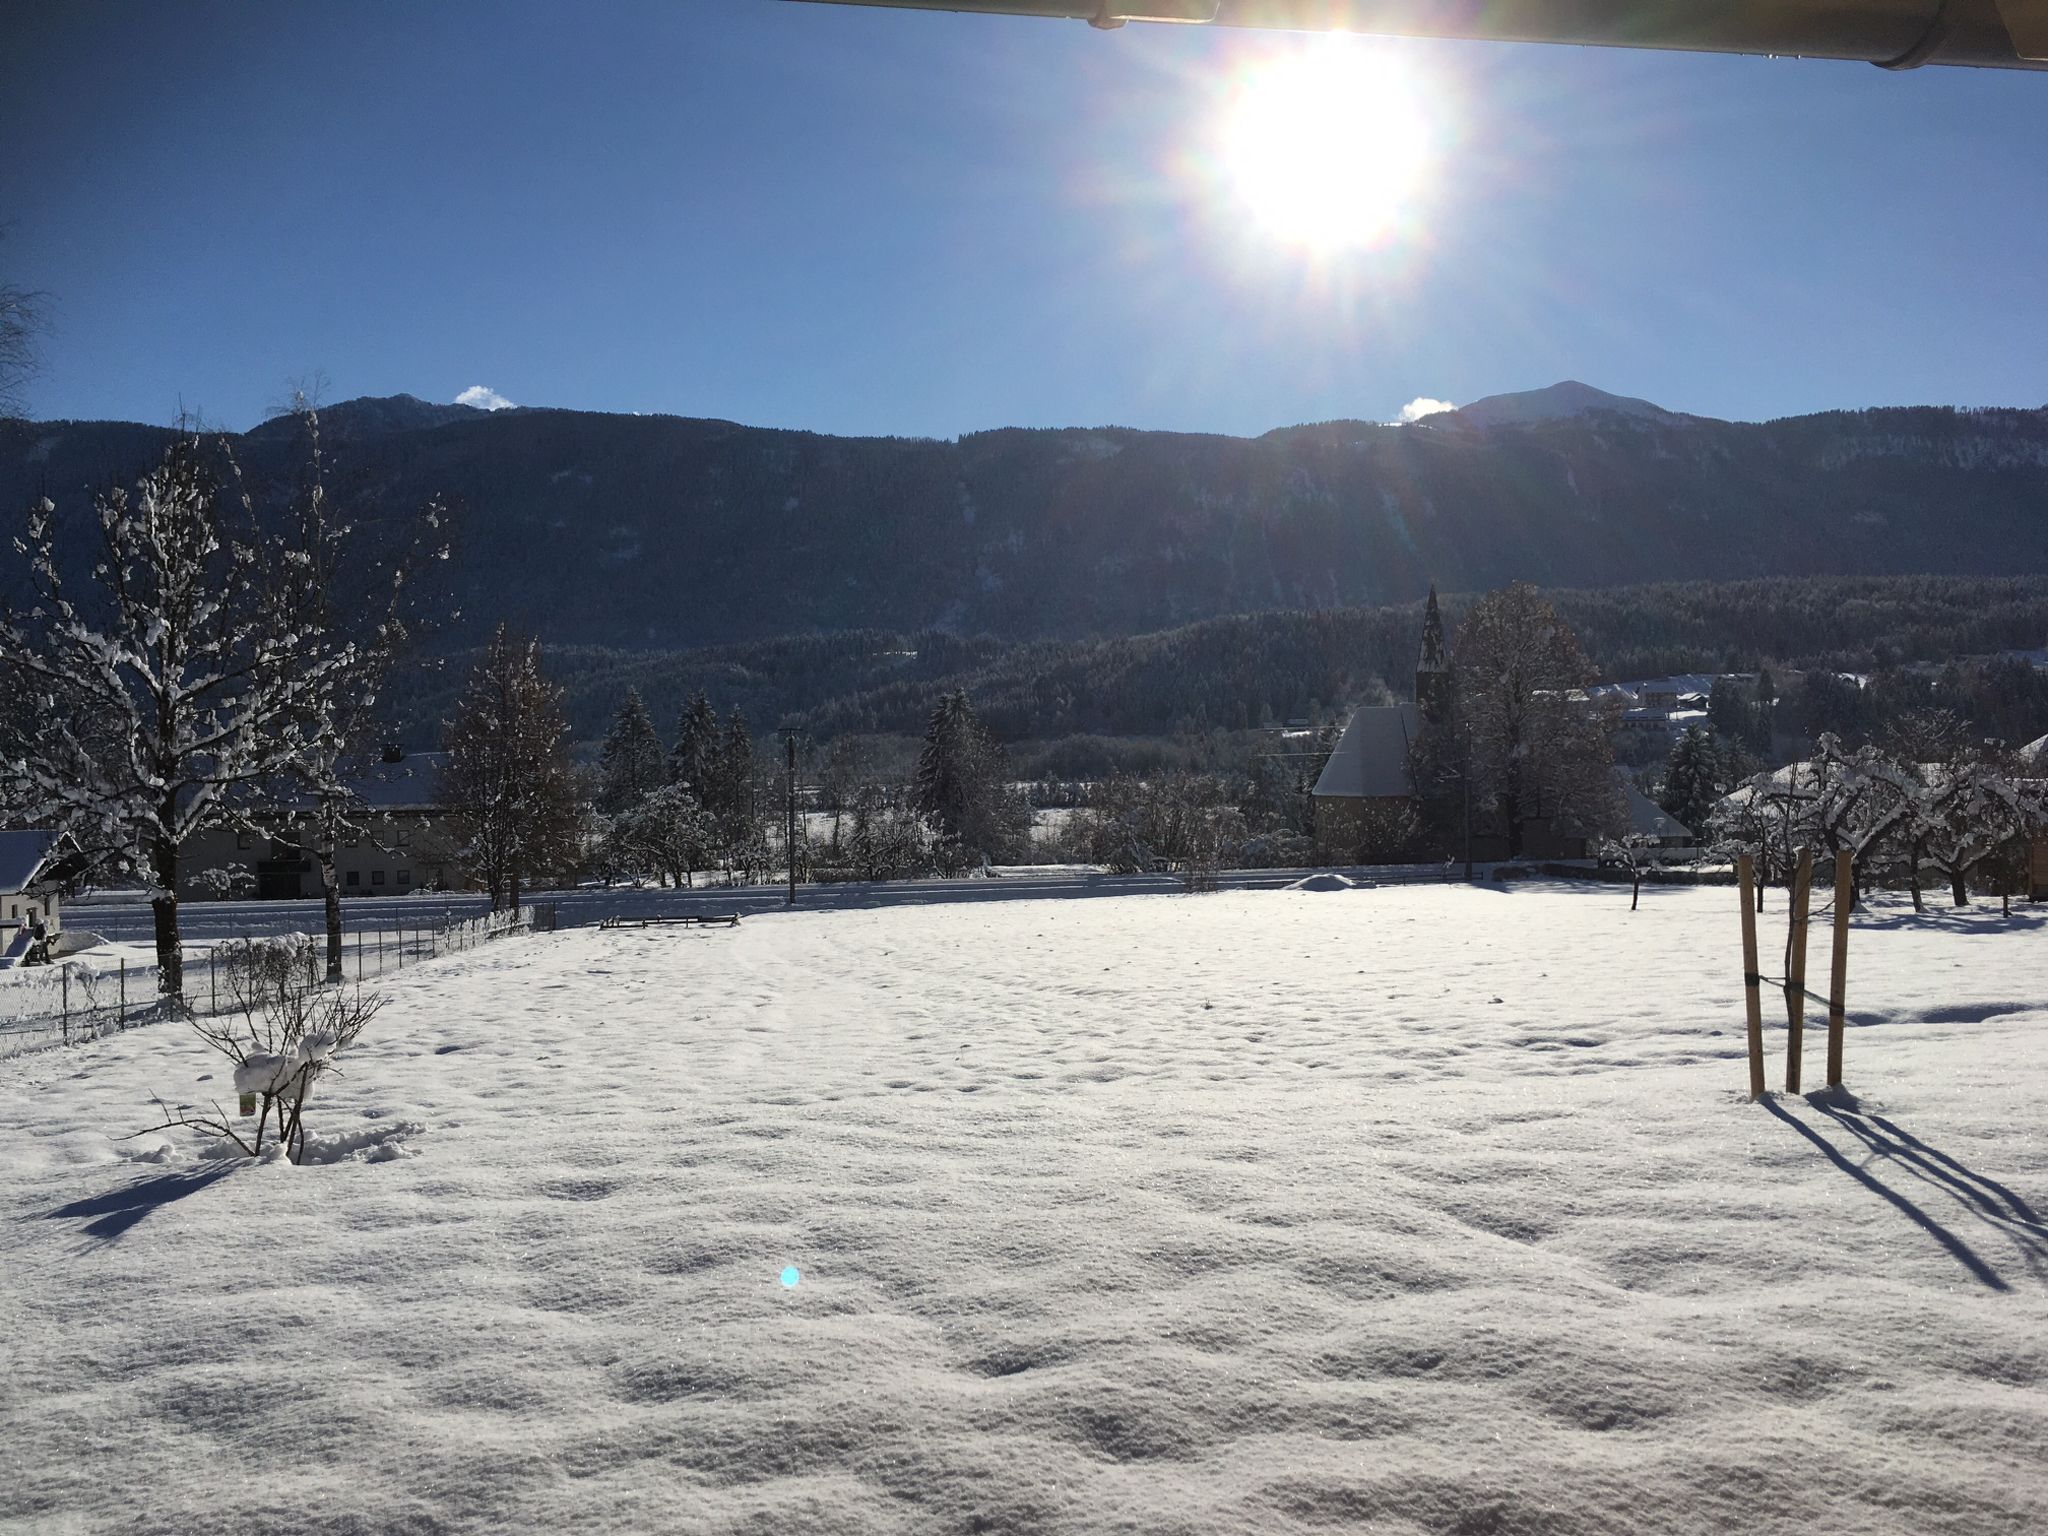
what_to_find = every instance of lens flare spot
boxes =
[780,1265,801,1288]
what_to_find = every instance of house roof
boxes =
[1312,704,1421,800]
[345,752,450,811]
[0,830,77,893]
[1622,781,1695,842]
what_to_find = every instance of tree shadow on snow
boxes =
[44,1168,231,1242]
[1764,1093,2048,1291]
[1850,904,2048,936]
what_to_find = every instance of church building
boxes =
[1309,587,1448,858]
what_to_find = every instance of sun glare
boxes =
[1220,43,1436,252]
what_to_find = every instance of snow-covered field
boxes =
[3,884,2045,1534]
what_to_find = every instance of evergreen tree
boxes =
[597,687,666,814]
[695,707,759,874]
[1706,678,1753,750]
[670,693,718,795]
[1660,726,1731,833]
[718,709,755,824]
[914,690,1026,862]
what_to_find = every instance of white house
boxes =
[0,830,85,963]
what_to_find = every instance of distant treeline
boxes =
[380,573,2048,751]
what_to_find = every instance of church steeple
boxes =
[1416,583,1450,721]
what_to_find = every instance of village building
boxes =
[1313,588,1647,864]
[0,830,87,965]
[178,749,467,900]
[1309,588,1443,859]
[1619,779,1697,852]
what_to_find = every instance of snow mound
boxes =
[1285,872,1358,892]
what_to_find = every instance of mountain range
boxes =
[5,382,2047,656]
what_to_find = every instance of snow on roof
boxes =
[1593,674,1734,703]
[1622,781,1695,841]
[1311,704,1420,800]
[0,830,71,893]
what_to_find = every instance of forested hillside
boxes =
[380,574,2048,747]
[6,393,2048,651]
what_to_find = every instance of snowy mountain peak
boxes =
[1448,381,1697,429]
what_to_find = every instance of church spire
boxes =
[1416,584,1450,719]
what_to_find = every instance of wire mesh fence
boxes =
[0,903,554,1060]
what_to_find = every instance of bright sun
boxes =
[1220,44,1435,252]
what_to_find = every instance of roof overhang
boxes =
[790,1,2048,70]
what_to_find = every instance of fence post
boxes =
[1827,849,1852,1089]
[210,952,217,1015]
[119,958,127,1029]
[1737,855,1766,1101]
[1785,846,1814,1096]
[62,966,69,1046]
[378,926,385,978]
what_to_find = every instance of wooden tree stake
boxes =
[1738,855,1766,1101]
[1785,846,1814,1095]
[1827,848,1851,1088]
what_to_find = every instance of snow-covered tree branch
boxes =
[0,415,444,993]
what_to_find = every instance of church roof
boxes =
[1622,780,1695,842]
[1312,704,1422,800]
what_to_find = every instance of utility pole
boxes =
[785,732,798,907]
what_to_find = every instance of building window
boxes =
[345,834,359,848]
[397,869,412,886]
[396,826,413,848]
[346,870,360,888]
[237,832,252,850]
[372,870,386,886]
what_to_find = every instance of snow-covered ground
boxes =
[2,884,2045,1534]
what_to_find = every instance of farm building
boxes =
[178,748,468,900]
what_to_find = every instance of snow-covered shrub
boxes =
[130,984,384,1164]
[438,907,528,953]
[191,863,256,901]
[212,933,317,1010]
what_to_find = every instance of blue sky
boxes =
[4,1,2045,437]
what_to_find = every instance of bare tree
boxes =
[1448,584,1621,858]
[612,782,715,888]
[0,271,45,421]
[1598,832,1659,910]
[441,628,582,910]
[260,400,444,982]
[0,433,422,994]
